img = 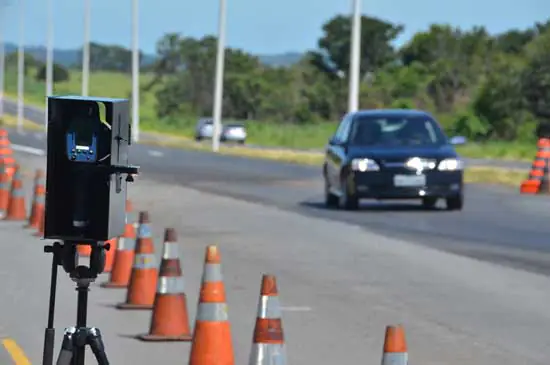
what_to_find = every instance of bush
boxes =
[35,63,70,83]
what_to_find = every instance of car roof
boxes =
[352,109,435,119]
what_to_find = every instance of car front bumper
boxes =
[350,170,463,199]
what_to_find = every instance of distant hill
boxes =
[3,42,303,69]
[257,52,303,67]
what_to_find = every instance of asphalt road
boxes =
[3,151,550,364]
[3,98,550,277]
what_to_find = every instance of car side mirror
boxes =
[449,136,467,145]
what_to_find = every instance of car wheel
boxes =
[339,174,359,210]
[324,176,338,208]
[421,197,438,209]
[195,136,202,142]
[238,139,245,145]
[446,194,463,211]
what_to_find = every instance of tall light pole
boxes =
[348,0,361,113]
[16,0,24,133]
[211,0,227,152]
[45,0,54,131]
[131,0,139,143]
[81,0,90,96]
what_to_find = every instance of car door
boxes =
[326,115,352,187]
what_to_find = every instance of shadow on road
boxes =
[299,200,445,213]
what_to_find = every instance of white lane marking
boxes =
[11,144,46,156]
[148,150,164,157]
[281,306,312,312]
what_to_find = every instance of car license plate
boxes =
[393,174,426,187]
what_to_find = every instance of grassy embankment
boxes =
[1,69,533,187]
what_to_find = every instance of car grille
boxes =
[378,158,407,170]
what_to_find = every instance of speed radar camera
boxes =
[44,96,139,242]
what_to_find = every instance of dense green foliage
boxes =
[145,16,550,143]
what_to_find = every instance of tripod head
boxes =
[44,240,110,285]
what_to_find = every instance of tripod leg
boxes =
[55,328,75,365]
[87,328,110,365]
[43,242,62,365]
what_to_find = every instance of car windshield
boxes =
[225,124,244,129]
[349,115,447,147]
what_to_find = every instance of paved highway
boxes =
[2,115,550,277]
[2,151,550,364]
[1,98,549,273]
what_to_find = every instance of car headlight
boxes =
[405,157,437,171]
[351,158,380,172]
[438,158,464,171]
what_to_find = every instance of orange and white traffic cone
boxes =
[249,274,287,365]
[34,214,45,237]
[5,164,27,221]
[189,245,235,365]
[101,200,137,288]
[26,169,46,229]
[138,228,192,341]
[0,161,11,219]
[116,211,158,310]
[0,129,16,177]
[381,325,408,365]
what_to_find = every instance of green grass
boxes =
[2,67,539,162]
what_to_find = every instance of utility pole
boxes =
[131,0,139,143]
[211,0,227,152]
[16,0,24,133]
[45,0,54,131]
[348,0,361,113]
[81,0,90,96]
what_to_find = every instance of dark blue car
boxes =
[323,109,466,210]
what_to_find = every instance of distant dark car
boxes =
[323,109,466,211]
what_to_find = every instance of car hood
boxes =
[347,145,458,161]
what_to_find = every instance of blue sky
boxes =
[0,0,548,55]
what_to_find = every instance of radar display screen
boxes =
[70,117,95,147]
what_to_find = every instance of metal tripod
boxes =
[43,241,111,365]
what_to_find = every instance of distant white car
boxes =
[195,118,215,141]
[221,123,247,144]
[194,118,247,145]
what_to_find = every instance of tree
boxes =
[473,54,528,139]
[522,28,550,121]
[76,43,143,73]
[310,15,403,78]
[35,63,70,83]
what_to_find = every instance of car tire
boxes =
[421,197,438,209]
[445,194,463,211]
[339,174,359,210]
[238,140,245,145]
[195,136,202,142]
[324,177,338,208]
